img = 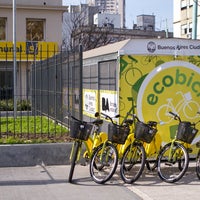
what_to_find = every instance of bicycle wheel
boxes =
[157,142,189,183]
[196,150,200,180]
[68,141,81,183]
[120,143,146,184]
[89,142,118,184]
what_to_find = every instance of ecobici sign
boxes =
[137,61,200,125]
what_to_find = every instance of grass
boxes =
[0,116,70,144]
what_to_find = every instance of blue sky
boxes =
[126,0,173,31]
[63,0,173,31]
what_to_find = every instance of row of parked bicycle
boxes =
[67,110,200,184]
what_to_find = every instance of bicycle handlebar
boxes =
[65,113,84,123]
[169,111,200,125]
[126,112,158,128]
[101,112,136,127]
[101,112,120,124]
[126,113,140,122]
[168,111,181,122]
[65,112,103,126]
[101,112,120,121]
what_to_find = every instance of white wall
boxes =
[94,13,121,28]
[0,1,66,46]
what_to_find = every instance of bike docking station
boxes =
[68,38,200,185]
[82,38,200,156]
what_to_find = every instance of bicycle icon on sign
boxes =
[120,56,143,86]
[157,91,200,124]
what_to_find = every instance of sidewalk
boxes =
[0,161,199,200]
[124,161,200,200]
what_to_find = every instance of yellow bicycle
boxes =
[120,113,158,183]
[89,112,134,184]
[68,112,107,183]
[157,111,198,183]
[123,111,198,183]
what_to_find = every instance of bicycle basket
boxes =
[134,121,157,143]
[176,121,198,144]
[70,120,94,141]
[108,123,130,144]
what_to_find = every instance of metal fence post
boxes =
[79,44,83,121]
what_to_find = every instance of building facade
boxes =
[63,3,172,51]
[173,0,200,39]
[87,0,125,28]
[94,13,121,28]
[0,0,67,100]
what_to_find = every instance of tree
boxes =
[62,4,116,51]
[72,25,115,51]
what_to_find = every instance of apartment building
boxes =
[87,0,125,28]
[173,0,200,39]
[0,0,67,100]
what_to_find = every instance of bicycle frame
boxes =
[168,139,185,161]
[144,132,162,159]
[69,138,92,163]
[149,110,198,164]
[117,132,135,158]
[70,130,108,163]
[125,142,141,162]
[93,112,135,166]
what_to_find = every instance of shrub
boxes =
[0,99,31,111]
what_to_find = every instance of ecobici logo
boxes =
[147,41,156,53]
[137,61,200,124]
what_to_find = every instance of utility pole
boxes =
[13,0,17,118]
[192,0,198,39]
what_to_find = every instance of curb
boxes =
[0,143,72,167]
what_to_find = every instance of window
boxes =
[83,64,98,89]
[26,19,45,41]
[0,17,6,40]
[189,23,192,33]
[181,24,187,34]
[181,0,187,9]
[99,60,117,90]
[189,0,193,6]
[0,62,13,100]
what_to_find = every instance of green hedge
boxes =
[0,99,31,111]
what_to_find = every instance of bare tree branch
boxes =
[62,6,115,51]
